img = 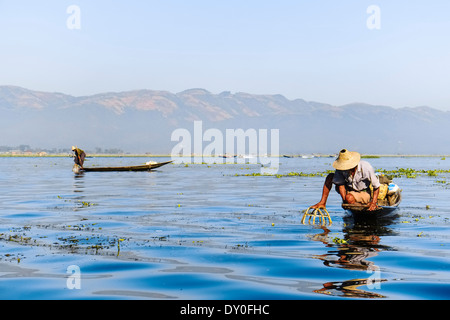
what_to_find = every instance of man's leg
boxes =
[347,191,370,204]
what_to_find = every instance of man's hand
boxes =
[311,202,326,209]
[368,187,380,211]
[368,202,379,211]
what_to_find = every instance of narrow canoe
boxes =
[79,161,173,172]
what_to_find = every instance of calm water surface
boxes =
[0,156,449,300]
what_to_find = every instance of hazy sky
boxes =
[1,0,449,110]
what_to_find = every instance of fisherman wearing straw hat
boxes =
[311,149,381,212]
[72,146,86,169]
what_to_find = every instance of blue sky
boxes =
[1,0,449,110]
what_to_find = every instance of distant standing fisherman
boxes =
[72,146,86,169]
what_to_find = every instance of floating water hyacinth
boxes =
[234,170,334,178]
[377,167,450,178]
[57,195,98,207]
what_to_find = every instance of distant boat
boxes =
[238,155,255,159]
[301,155,315,159]
[73,161,173,173]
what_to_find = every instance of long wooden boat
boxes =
[74,161,173,172]
[342,190,402,215]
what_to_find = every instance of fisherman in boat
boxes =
[72,146,86,169]
[311,149,380,212]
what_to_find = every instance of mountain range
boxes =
[1,85,450,155]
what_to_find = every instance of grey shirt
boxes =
[332,160,380,191]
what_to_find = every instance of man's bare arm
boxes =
[368,188,380,211]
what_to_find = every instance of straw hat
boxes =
[333,149,361,170]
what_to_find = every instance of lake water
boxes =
[0,156,449,301]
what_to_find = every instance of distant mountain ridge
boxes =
[1,85,449,155]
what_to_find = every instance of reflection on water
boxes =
[309,212,399,298]
[314,278,387,299]
[73,172,85,193]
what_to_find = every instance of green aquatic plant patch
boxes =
[234,170,334,178]
[376,167,450,178]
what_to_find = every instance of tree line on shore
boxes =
[0,145,124,155]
